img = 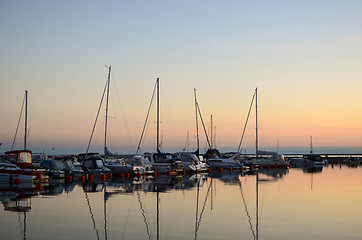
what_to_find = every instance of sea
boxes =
[1,164,362,240]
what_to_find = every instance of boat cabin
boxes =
[4,150,32,168]
[78,153,110,173]
[39,159,65,178]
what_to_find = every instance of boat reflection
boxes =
[0,182,49,240]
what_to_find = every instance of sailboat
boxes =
[206,88,244,169]
[173,89,209,172]
[79,66,140,175]
[289,136,326,166]
[244,88,289,168]
[1,91,49,183]
[138,78,183,174]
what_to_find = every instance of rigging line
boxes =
[238,178,256,239]
[196,102,212,149]
[85,80,108,156]
[159,83,183,149]
[12,92,25,150]
[237,91,256,154]
[111,73,136,153]
[195,177,213,236]
[137,191,153,240]
[136,80,157,155]
[84,190,100,240]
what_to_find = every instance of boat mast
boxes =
[156,78,160,153]
[24,90,28,150]
[255,88,258,160]
[210,114,213,150]
[104,66,111,159]
[310,136,313,154]
[194,89,200,155]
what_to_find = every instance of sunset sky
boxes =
[1,1,362,155]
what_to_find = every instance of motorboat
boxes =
[78,153,111,174]
[173,152,208,172]
[125,155,154,175]
[290,154,326,166]
[2,150,49,183]
[143,152,184,174]
[103,157,140,174]
[207,152,244,169]
[0,162,44,183]
[54,156,83,176]
[39,159,65,178]
[252,151,289,168]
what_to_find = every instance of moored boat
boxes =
[78,153,111,174]
[1,150,48,183]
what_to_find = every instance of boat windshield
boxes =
[18,152,32,164]
[96,160,105,168]
[53,160,65,170]
[63,160,75,170]
[142,157,151,165]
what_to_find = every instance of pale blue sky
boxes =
[1,1,362,154]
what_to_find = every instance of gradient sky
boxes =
[1,1,362,154]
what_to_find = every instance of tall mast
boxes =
[104,66,111,158]
[255,88,258,159]
[214,126,216,149]
[156,78,160,152]
[24,90,28,150]
[310,136,313,154]
[194,89,200,155]
[210,114,213,150]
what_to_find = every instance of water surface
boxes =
[1,164,361,240]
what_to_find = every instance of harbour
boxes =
[2,1,362,239]
[1,163,361,240]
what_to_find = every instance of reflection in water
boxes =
[0,182,48,240]
[239,177,256,239]
[84,185,100,240]
[136,191,152,240]
[2,164,362,240]
[194,177,213,240]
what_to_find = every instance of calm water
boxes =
[1,164,362,240]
